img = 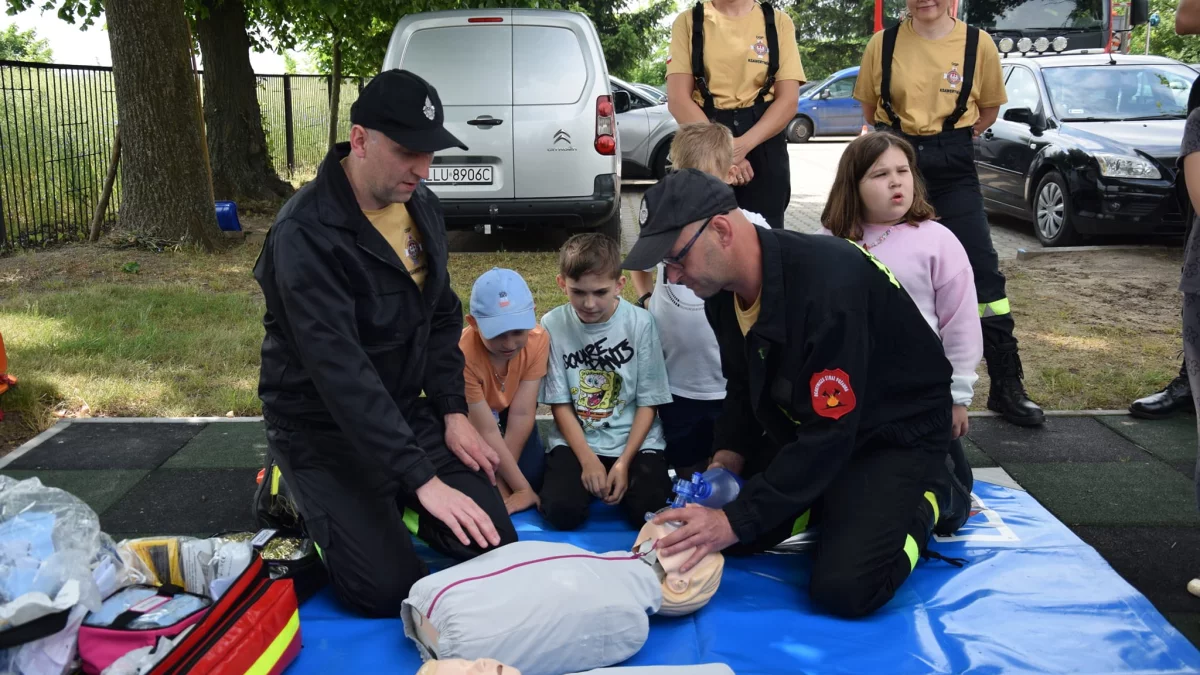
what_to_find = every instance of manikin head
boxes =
[416,659,521,675]
[635,521,724,616]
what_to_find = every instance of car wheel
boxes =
[652,141,672,179]
[594,211,622,243]
[786,117,813,144]
[1033,172,1078,247]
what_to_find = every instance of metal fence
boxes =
[0,60,365,253]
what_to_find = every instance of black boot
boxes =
[986,346,1045,427]
[1129,360,1193,420]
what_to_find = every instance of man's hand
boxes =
[504,488,539,515]
[732,137,753,166]
[445,413,500,485]
[652,504,739,573]
[580,453,608,498]
[708,449,745,476]
[604,460,629,505]
[726,159,755,186]
[415,477,502,549]
[952,404,969,439]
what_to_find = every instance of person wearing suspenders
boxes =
[853,0,1045,427]
[665,0,805,230]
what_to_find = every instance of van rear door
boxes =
[510,11,609,199]
[385,11,516,201]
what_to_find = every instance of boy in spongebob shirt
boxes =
[538,233,674,530]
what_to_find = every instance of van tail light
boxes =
[468,17,503,22]
[595,95,617,155]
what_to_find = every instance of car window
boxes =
[1043,64,1196,120]
[401,26,513,105]
[513,26,588,105]
[825,77,856,99]
[612,83,654,110]
[1000,67,1041,117]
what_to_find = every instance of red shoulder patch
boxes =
[810,369,856,420]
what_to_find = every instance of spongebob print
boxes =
[571,369,626,429]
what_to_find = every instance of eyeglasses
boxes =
[662,216,715,268]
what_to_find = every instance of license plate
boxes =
[427,166,494,185]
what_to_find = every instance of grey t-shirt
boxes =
[1180,107,1200,293]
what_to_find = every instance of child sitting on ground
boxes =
[460,267,549,515]
[627,122,770,479]
[818,130,982,534]
[538,233,674,530]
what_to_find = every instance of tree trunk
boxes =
[195,0,293,204]
[327,36,342,153]
[106,0,219,251]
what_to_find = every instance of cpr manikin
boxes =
[633,520,724,617]
[416,659,521,675]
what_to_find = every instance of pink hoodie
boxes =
[819,220,983,406]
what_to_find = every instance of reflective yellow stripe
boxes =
[790,510,811,536]
[313,541,323,561]
[849,241,901,288]
[403,507,420,537]
[244,609,300,675]
[978,298,1011,318]
[924,491,939,527]
[904,534,919,572]
[269,466,281,496]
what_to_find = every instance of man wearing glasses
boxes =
[622,169,962,619]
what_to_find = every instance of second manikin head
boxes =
[634,519,725,616]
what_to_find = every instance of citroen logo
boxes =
[553,130,572,145]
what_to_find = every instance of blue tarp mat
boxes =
[290,481,1200,674]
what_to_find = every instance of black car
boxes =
[975,52,1195,246]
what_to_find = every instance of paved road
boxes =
[451,137,1044,256]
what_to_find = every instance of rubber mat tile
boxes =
[164,422,268,469]
[5,422,205,470]
[961,435,996,468]
[967,416,1149,464]
[1,469,148,515]
[1004,461,1200,526]
[1098,415,1199,463]
[1073,526,1200,613]
[100,468,257,537]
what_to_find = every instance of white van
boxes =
[382,9,625,239]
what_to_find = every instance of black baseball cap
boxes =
[350,69,467,153]
[621,168,740,271]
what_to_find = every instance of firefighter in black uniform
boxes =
[853,0,1045,426]
[253,70,517,618]
[622,169,969,619]
[665,0,805,230]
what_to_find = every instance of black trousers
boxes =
[658,395,724,478]
[898,127,1016,352]
[539,445,673,530]
[263,403,518,618]
[734,408,952,618]
[712,104,790,230]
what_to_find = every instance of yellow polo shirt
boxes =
[854,19,1007,136]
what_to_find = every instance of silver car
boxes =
[611,76,676,179]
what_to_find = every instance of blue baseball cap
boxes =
[469,267,536,339]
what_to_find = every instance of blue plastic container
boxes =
[215,201,242,232]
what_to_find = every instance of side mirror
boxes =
[613,90,631,114]
[1003,107,1046,134]
[820,89,832,100]
[1130,0,1149,26]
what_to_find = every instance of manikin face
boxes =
[635,521,724,616]
[416,659,521,675]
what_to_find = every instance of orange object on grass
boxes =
[0,330,14,397]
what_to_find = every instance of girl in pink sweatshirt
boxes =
[819,132,983,440]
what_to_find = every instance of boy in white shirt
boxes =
[628,123,771,478]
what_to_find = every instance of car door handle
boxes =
[467,117,503,127]
[982,129,995,140]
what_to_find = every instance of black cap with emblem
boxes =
[621,168,740,271]
[350,69,468,153]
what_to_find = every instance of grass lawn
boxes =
[0,237,1185,449]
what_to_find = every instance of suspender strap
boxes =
[943,25,980,132]
[754,2,780,106]
[879,24,902,131]
[691,2,716,118]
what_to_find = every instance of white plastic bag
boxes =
[402,541,662,675]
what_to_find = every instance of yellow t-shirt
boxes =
[363,203,428,291]
[735,291,762,336]
[854,19,1007,136]
[667,2,806,110]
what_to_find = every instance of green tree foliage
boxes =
[783,0,904,81]
[1131,0,1200,63]
[0,24,54,62]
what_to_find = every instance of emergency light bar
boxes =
[997,35,1070,55]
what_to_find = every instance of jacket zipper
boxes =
[426,552,644,619]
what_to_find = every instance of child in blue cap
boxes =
[460,267,549,514]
